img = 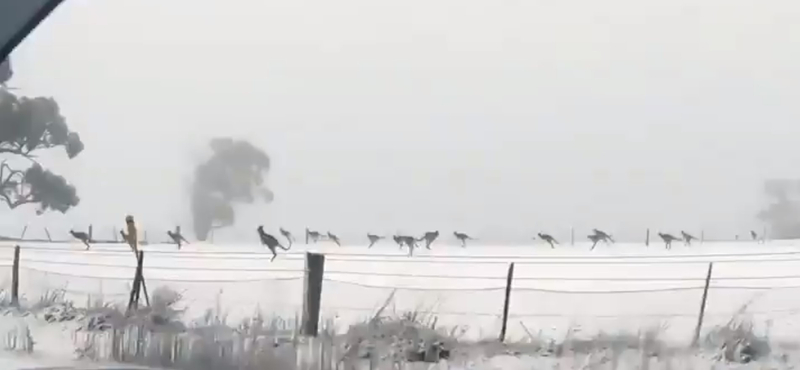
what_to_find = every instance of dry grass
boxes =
[702,300,772,363]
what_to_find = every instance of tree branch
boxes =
[0,161,29,209]
[0,190,33,209]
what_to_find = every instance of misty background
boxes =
[2,0,799,244]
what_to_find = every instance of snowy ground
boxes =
[0,239,799,368]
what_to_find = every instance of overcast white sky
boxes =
[3,0,799,243]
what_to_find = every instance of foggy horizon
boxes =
[2,0,799,244]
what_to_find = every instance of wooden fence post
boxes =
[297,252,326,370]
[570,228,575,246]
[127,251,149,313]
[499,262,515,342]
[692,262,714,347]
[11,245,20,307]
[302,252,325,336]
[645,228,650,247]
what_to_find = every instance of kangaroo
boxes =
[750,230,763,244]
[588,234,603,250]
[167,226,190,249]
[392,235,404,249]
[419,231,439,250]
[395,235,418,249]
[367,234,384,248]
[327,231,341,246]
[257,226,288,261]
[280,228,294,248]
[453,232,473,247]
[658,232,681,250]
[537,233,559,249]
[395,235,418,256]
[592,229,615,243]
[124,215,138,254]
[306,228,321,244]
[70,230,91,250]
[681,231,696,246]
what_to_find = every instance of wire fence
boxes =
[0,242,798,343]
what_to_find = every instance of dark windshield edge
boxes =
[0,0,64,61]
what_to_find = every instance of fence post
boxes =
[44,227,52,242]
[11,245,20,307]
[297,252,325,370]
[692,262,714,347]
[302,252,325,336]
[139,251,150,306]
[700,230,705,245]
[570,227,575,246]
[499,262,515,342]
[19,226,27,240]
[127,251,147,313]
[88,224,93,242]
[645,228,650,247]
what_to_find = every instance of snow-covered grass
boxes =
[0,240,799,368]
[0,286,798,369]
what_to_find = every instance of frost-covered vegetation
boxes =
[0,286,797,369]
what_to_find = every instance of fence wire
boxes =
[16,266,306,324]
[0,244,799,344]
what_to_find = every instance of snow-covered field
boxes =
[0,239,799,346]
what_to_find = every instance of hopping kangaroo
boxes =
[420,231,439,250]
[305,228,321,244]
[392,234,418,251]
[750,230,763,244]
[395,235,419,256]
[327,231,341,246]
[167,226,190,249]
[392,235,404,249]
[658,232,681,250]
[537,233,559,249]
[588,234,603,250]
[681,231,696,246]
[592,229,615,243]
[280,228,294,248]
[453,232,474,247]
[70,230,91,250]
[367,234,384,248]
[257,226,288,261]
[588,229,614,250]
